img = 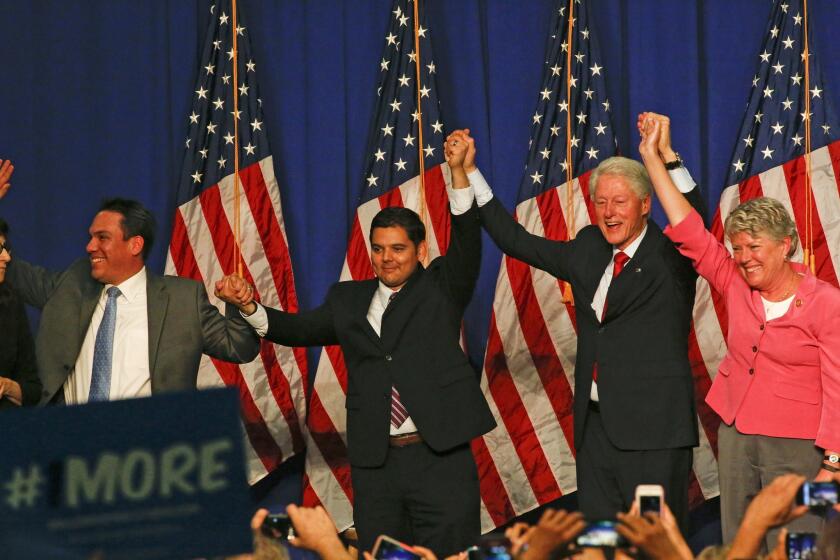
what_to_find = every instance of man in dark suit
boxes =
[216,143,495,555]
[446,114,702,528]
[0,176,260,404]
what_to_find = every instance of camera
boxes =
[372,535,423,560]
[635,484,664,516]
[796,481,839,508]
[261,513,295,540]
[786,532,817,559]
[466,535,512,560]
[575,520,629,548]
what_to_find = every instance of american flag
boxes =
[713,0,840,290]
[165,0,308,484]
[472,0,721,530]
[301,0,454,530]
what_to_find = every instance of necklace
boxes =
[762,269,800,302]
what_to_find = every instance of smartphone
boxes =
[786,532,818,559]
[635,484,664,516]
[466,535,512,560]
[261,513,295,540]
[372,535,423,560]
[796,481,839,508]
[575,520,629,548]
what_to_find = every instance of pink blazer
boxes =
[665,210,840,451]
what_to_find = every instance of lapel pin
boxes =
[795,299,802,307]
[634,267,642,273]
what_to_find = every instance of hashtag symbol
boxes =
[4,465,44,510]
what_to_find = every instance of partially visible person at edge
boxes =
[638,113,840,553]
[0,210,42,409]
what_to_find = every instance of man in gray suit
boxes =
[0,177,259,404]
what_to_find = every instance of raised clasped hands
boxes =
[214,274,257,315]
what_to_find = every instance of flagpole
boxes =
[232,0,243,276]
[561,0,575,304]
[802,0,815,273]
[413,0,430,264]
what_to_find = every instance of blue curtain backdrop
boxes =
[2,0,840,523]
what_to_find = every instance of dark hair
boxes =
[98,198,157,260]
[0,217,12,304]
[369,207,426,247]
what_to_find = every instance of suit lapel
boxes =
[580,236,612,320]
[146,271,168,385]
[380,266,425,349]
[603,220,660,320]
[79,280,101,344]
[352,279,382,346]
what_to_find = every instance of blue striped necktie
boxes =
[89,286,121,402]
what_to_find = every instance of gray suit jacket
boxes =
[8,258,260,404]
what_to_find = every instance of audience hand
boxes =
[616,512,691,560]
[0,159,13,199]
[504,521,535,555]
[286,504,352,560]
[520,509,585,560]
[727,473,807,559]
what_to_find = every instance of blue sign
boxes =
[0,388,252,559]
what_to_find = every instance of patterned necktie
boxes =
[593,252,630,383]
[385,292,409,429]
[89,286,121,402]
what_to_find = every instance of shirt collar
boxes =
[105,266,147,303]
[613,224,648,259]
[376,280,400,304]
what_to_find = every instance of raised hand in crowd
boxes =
[726,473,808,560]
[215,274,257,315]
[616,510,692,560]
[0,159,12,200]
[519,509,585,560]
[285,504,353,560]
[504,521,535,556]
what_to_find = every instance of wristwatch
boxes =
[664,153,684,170]
[827,453,839,465]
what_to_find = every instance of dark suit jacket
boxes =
[8,258,260,404]
[0,292,42,408]
[480,192,703,451]
[262,206,496,467]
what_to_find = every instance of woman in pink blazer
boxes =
[638,114,840,550]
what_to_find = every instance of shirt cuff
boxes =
[467,168,494,207]
[446,184,475,215]
[669,166,696,193]
[241,303,269,337]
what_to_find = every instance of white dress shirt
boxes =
[242,283,420,435]
[64,267,151,404]
[455,165,698,402]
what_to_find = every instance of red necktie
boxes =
[593,251,630,382]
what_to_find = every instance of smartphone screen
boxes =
[639,495,662,515]
[575,521,629,548]
[375,538,423,560]
[797,481,839,507]
[786,532,817,559]
[466,536,512,560]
